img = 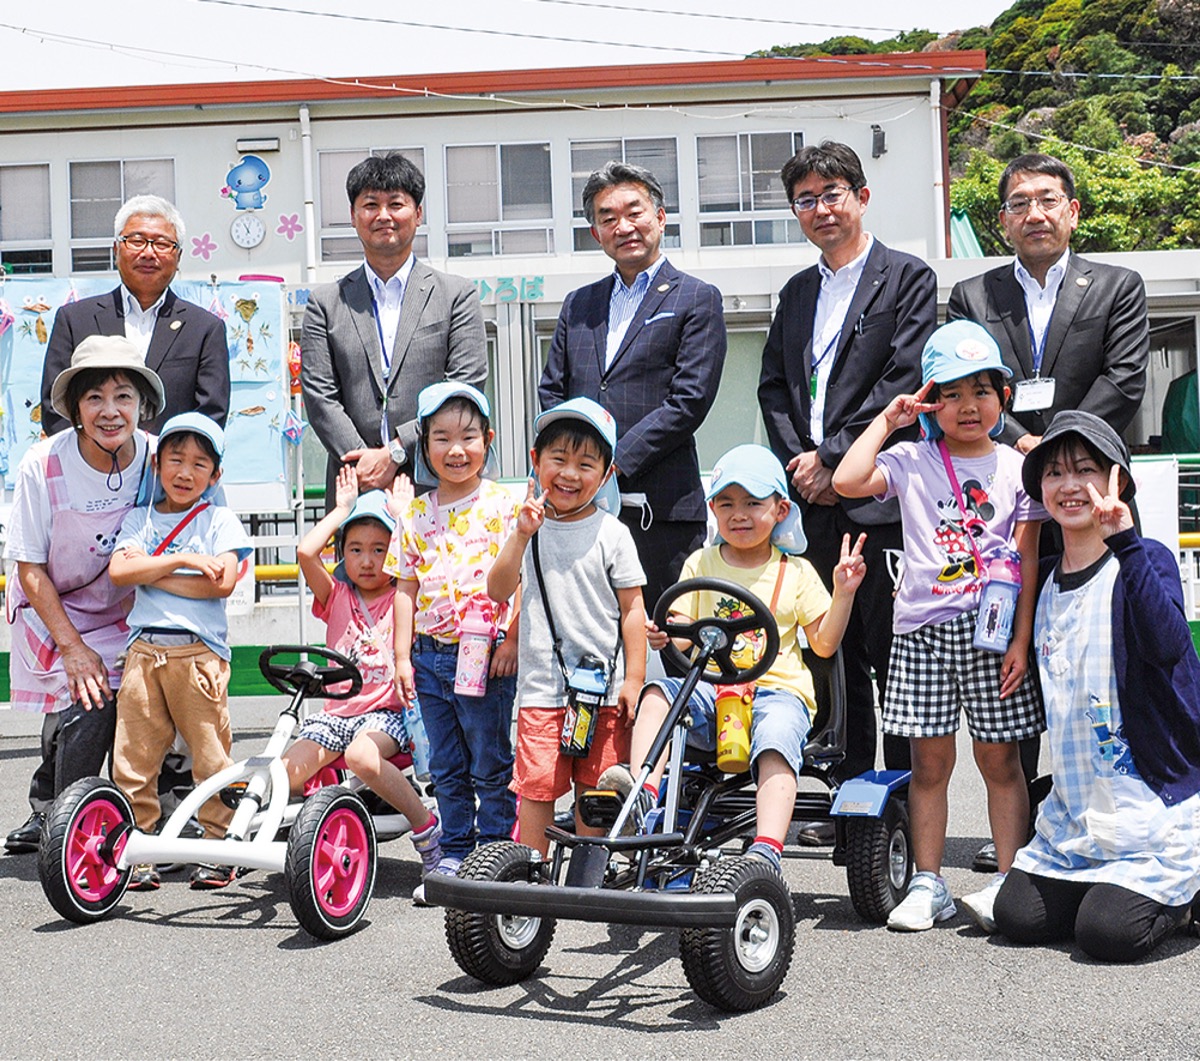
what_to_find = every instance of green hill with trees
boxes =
[755,0,1200,253]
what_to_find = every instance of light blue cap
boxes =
[153,411,228,505]
[535,397,618,457]
[533,397,621,515]
[158,411,225,457]
[706,444,807,555]
[334,489,396,583]
[338,489,396,537]
[412,381,500,488]
[919,320,1010,441]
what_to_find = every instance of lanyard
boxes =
[151,502,210,556]
[937,441,988,583]
[809,329,842,400]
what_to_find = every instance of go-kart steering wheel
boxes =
[258,644,363,700]
[653,578,780,685]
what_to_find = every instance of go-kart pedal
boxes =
[577,789,624,830]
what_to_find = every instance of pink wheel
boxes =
[285,787,376,939]
[38,778,133,923]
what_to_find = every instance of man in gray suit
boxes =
[301,154,487,500]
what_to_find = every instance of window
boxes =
[69,158,175,272]
[696,132,806,248]
[569,137,681,253]
[445,143,553,257]
[0,164,52,275]
[318,148,428,263]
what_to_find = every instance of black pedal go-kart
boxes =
[425,578,914,1012]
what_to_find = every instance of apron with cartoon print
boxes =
[7,440,148,714]
[1014,555,1200,905]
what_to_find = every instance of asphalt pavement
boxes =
[0,700,1197,1059]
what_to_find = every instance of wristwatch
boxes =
[387,437,407,466]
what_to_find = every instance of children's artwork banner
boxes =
[0,277,290,506]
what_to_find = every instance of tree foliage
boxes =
[756,0,1200,250]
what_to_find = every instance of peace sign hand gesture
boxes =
[833,532,867,593]
[517,477,546,538]
[1085,464,1134,539]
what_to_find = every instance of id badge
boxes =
[1012,377,1056,413]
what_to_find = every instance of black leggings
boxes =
[994,867,1192,963]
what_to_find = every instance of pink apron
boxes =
[7,439,148,714]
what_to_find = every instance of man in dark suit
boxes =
[947,153,1148,452]
[758,141,937,794]
[302,153,486,501]
[39,195,229,436]
[539,160,726,613]
[948,152,1150,873]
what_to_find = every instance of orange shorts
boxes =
[510,705,632,802]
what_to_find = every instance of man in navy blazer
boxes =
[758,142,937,789]
[39,195,229,436]
[947,153,1148,452]
[539,161,726,612]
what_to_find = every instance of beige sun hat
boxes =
[49,335,167,421]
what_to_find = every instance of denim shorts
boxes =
[645,678,812,779]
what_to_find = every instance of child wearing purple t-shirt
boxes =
[834,320,1045,935]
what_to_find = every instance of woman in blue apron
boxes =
[992,411,1200,961]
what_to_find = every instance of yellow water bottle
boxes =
[715,683,754,773]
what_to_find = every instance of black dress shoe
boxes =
[5,812,46,854]
[972,841,999,874]
[796,820,836,846]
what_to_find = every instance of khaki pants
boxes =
[112,640,234,838]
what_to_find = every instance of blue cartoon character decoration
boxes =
[222,155,271,210]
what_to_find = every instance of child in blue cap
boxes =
[108,412,253,891]
[834,319,1046,933]
[386,382,521,901]
[282,465,443,884]
[488,398,646,854]
[609,442,864,873]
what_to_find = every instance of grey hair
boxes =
[113,194,186,245]
[581,160,665,224]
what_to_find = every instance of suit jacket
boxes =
[300,260,486,494]
[538,259,726,523]
[758,239,937,524]
[947,253,1149,443]
[40,287,230,435]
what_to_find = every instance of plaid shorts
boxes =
[295,709,410,754]
[882,610,1045,743]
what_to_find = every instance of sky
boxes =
[0,0,1013,92]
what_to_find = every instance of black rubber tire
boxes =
[679,856,795,1012]
[38,777,134,925]
[845,798,913,924]
[285,787,377,940]
[444,842,556,986]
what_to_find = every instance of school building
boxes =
[2,52,1199,677]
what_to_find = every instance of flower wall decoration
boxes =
[191,232,218,260]
[276,213,303,241]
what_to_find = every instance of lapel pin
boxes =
[657,283,670,293]
[1076,277,1089,286]
[170,320,182,330]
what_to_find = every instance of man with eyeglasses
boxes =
[948,153,1149,875]
[38,194,230,436]
[758,141,937,819]
[948,153,1148,455]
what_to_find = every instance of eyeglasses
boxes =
[1001,193,1069,216]
[791,186,856,213]
[118,234,180,254]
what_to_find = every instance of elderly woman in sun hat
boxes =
[3,335,164,853]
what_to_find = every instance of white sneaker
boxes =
[412,855,463,907]
[961,872,1006,934]
[887,871,957,931]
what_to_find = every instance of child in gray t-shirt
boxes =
[488,398,645,855]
